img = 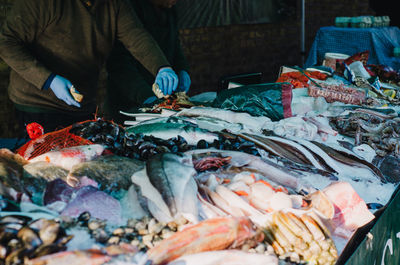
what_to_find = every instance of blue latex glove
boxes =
[50,75,81,107]
[177,70,191,93]
[155,67,178,96]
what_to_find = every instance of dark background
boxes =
[0,0,397,137]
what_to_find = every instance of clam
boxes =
[107,236,120,245]
[88,219,106,231]
[91,229,109,244]
[112,228,125,237]
[148,219,164,235]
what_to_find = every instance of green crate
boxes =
[335,17,350,27]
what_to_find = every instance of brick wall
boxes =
[0,0,374,137]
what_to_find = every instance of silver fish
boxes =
[146,153,199,223]
[126,121,218,146]
[186,149,302,192]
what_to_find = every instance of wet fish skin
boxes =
[167,250,278,265]
[146,153,198,222]
[126,122,218,146]
[186,149,301,191]
[68,155,144,191]
[61,186,122,224]
[29,144,105,171]
[131,169,173,223]
[25,249,111,265]
[147,217,258,265]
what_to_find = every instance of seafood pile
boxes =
[146,92,195,113]
[69,118,259,160]
[0,216,72,264]
[2,101,400,265]
[329,109,400,157]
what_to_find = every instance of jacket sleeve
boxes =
[0,0,52,89]
[116,0,171,76]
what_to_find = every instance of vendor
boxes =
[105,0,191,123]
[0,0,179,136]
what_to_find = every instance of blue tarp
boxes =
[0,138,27,151]
[305,26,400,70]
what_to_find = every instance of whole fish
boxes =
[29,144,105,171]
[146,217,259,265]
[186,149,302,192]
[61,185,122,224]
[167,250,278,265]
[25,249,111,265]
[136,153,199,223]
[0,148,31,201]
[311,141,386,182]
[131,169,172,223]
[126,122,218,146]
[176,106,273,133]
[67,155,144,191]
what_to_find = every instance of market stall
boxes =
[1,48,400,265]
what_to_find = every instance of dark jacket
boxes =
[0,0,170,114]
[105,0,189,120]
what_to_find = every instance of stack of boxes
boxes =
[335,16,391,28]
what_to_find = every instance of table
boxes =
[305,26,400,70]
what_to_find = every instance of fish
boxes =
[25,249,111,265]
[167,250,278,265]
[119,185,148,220]
[197,192,227,220]
[322,182,375,237]
[126,121,218,146]
[131,169,172,223]
[29,144,105,171]
[311,141,386,183]
[244,134,327,171]
[61,185,122,224]
[0,149,31,201]
[67,155,144,191]
[43,179,75,206]
[372,155,400,183]
[145,153,199,223]
[176,106,273,133]
[214,185,269,227]
[24,162,69,182]
[186,149,302,192]
[146,217,259,265]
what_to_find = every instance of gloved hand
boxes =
[177,70,191,93]
[155,67,178,96]
[50,75,81,107]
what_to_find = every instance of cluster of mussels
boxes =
[71,212,185,252]
[0,216,72,265]
[69,119,260,161]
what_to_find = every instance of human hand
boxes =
[155,67,178,96]
[177,70,191,93]
[50,75,81,107]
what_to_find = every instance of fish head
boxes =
[233,217,259,247]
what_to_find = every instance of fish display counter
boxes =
[1,52,400,264]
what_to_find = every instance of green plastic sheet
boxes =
[211,82,293,121]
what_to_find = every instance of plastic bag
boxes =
[212,83,293,121]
